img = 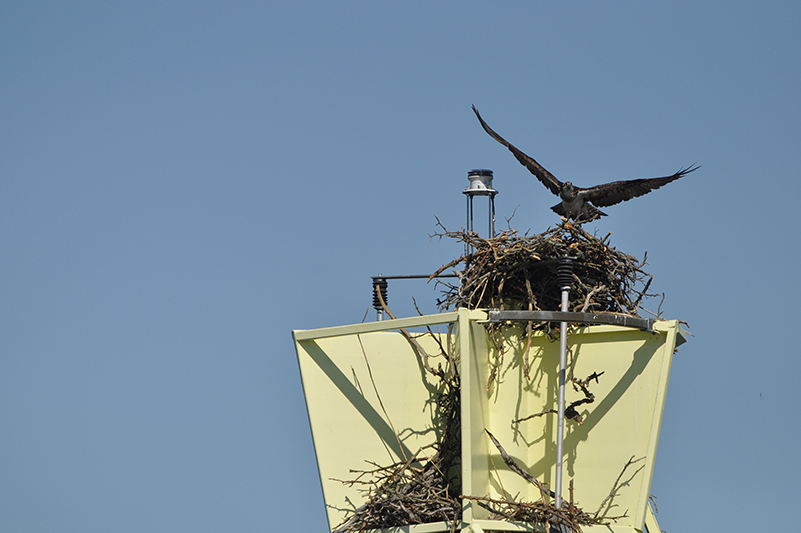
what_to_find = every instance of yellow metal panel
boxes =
[478,322,679,532]
[294,326,457,530]
[293,312,683,533]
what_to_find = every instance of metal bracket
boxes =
[486,309,655,333]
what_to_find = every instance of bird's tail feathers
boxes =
[551,203,567,217]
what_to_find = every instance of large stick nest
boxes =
[431,222,655,316]
[332,448,461,533]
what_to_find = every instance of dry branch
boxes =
[475,431,623,533]
[593,455,645,518]
[485,430,555,498]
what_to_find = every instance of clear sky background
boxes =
[3,2,800,531]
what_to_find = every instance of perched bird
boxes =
[472,105,699,222]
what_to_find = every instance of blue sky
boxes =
[2,2,800,531]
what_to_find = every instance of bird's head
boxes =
[561,181,577,199]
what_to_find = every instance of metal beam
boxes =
[486,310,654,333]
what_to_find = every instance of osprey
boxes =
[472,105,699,222]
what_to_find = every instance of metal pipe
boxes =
[555,287,568,508]
[491,194,496,238]
[467,194,475,231]
[465,194,471,255]
[372,274,459,280]
[488,195,493,238]
[554,256,574,508]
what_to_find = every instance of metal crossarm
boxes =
[486,309,655,333]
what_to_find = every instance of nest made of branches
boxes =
[333,427,628,533]
[431,222,656,316]
[332,447,461,533]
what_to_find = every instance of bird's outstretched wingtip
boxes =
[680,163,701,175]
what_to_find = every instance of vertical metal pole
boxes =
[468,194,475,231]
[465,195,470,256]
[490,194,496,238]
[466,193,470,231]
[465,195,471,255]
[488,194,493,238]
[555,287,568,508]
[555,256,573,509]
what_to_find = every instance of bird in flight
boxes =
[472,105,699,223]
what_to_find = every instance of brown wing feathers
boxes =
[472,105,562,196]
[472,105,697,219]
[584,165,699,208]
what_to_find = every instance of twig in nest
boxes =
[513,409,557,424]
[564,371,603,424]
[593,455,645,518]
[649,493,659,514]
[466,431,614,533]
[515,371,604,426]
[485,430,555,498]
[461,494,595,533]
[581,284,607,312]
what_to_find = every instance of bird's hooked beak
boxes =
[561,181,576,199]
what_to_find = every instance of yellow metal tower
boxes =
[294,309,686,533]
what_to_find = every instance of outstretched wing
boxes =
[582,164,700,208]
[472,105,562,196]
